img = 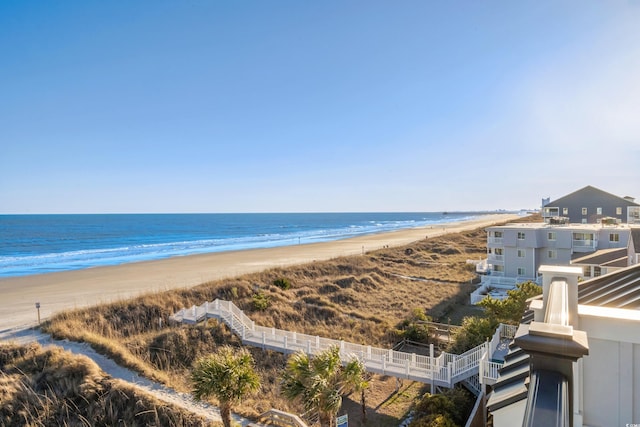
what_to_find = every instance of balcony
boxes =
[488,237,503,245]
[572,239,596,252]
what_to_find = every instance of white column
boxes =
[619,342,633,423]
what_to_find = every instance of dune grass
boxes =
[0,342,219,427]
[36,216,539,423]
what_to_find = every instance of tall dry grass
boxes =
[40,217,539,422]
[0,342,220,426]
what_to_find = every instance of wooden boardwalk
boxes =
[170,299,516,394]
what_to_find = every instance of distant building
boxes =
[542,185,640,224]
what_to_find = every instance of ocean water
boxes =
[0,212,489,278]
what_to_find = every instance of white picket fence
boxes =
[170,299,516,392]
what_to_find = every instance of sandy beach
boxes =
[0,214,519,331]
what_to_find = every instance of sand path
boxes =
[0,326,254,426]
[0,214,519,330]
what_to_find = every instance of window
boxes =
[616,207,622,215]
[582,207,588,215]
[582,219,587,224]
[493,265,504,272]
[610,233,620,242]
[495,248,503,255]
[594,266,601,277]
[517,249,526,257]
[583,266,591,277]
[517,267,526,276]
[548,250,557,259]
[517,232,525,240]
[596,207,602,215]
[563,207,569,215]
[494,231,503,238]
[573,232,594,241]
[548,232,556,241]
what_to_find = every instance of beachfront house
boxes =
[541,185,640,224]
[486,263,640,426]
[472,221,638,304]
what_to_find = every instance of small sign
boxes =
[336,414,348,427]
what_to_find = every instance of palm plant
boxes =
[281,346,368,427]
[191,346,260,427]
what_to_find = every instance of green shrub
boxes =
[273,278,292,290]
[478,281,541,325]
[252,292,271,311]
[446,316,496,354]
[411,388,474,427]
[398,308,433,343]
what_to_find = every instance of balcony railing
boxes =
[488,237,503,244]
[572,240,596,252]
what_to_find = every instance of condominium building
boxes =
[542,185,640,224]
[485,222,636,282]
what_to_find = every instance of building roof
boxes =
[487,263,640,415]
[544,185,639,208]
[571,248,628,266]
[577,263,640,309]
[486,222,631,232]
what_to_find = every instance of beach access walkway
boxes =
[171,299,517,395]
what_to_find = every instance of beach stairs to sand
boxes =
[170,300,517,395]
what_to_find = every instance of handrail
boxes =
[170,299,509,392]
[259,409,309,427]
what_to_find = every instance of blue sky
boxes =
[1,1,639,213]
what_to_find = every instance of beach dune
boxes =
[0,214,518,331]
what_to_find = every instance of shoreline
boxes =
[0,213,518,331]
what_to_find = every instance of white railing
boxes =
[171,299,512,392]
[499,324,518,339]
[259,409,309,427]
[572,240,596,249]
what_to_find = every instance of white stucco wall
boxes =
[579,307,640,426]
[491,399,526,427]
